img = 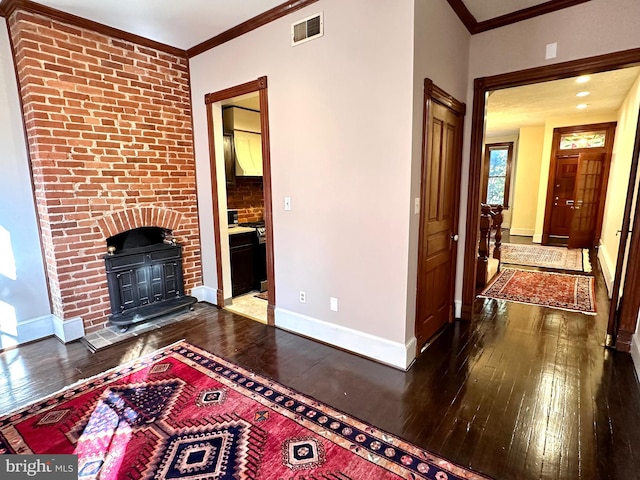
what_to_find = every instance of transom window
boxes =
[559,130,607,149]
[483,142,513,208]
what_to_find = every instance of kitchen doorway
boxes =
[204,77,276,325]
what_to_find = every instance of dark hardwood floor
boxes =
[1,253,639,479]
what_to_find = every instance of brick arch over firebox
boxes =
[97,207,183,239]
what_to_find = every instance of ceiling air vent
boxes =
[291,12,323,46]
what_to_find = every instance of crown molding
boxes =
[187,0,319,58]
[445,0,476,33]
[447,0,591,35]
[0,0,187,57]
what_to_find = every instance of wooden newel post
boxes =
[477,204,492,288]
[492,205,504,261]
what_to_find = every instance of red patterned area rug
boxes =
[479,267,596,314]
[0,341,491,479]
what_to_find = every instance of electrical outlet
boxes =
[299,291,306,303]
[330,297,338,311]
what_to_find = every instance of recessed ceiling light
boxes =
[576,91,590,97]
[577,103,588,109]
[576,75,591,84]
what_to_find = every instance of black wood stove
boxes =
[104,227,196,329]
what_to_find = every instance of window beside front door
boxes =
[482,142,514,208]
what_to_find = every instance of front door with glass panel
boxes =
[542,122,616,247]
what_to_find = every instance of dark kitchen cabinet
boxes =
[223,133,236,186]
[230,231,257,296]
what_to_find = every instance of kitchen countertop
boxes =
[228,226,256,235]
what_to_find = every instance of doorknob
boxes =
[451,234,459,241]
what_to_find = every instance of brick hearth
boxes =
[8,9,202,333]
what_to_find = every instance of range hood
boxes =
[223,107,263,177]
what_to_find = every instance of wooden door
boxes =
[569,152,606,248]
[416,81,464,352]
[548,156,578,237]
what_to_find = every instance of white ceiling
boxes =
[31,0,285,49]
[29,1,584,49]
[486,66,640,136]
[463,0,550,23]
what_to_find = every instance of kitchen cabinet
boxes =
[223,134,236,185]
[222,106,263,177]
[229,230,258,296]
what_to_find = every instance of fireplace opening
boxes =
[104,227,196,330]
[107,226,171,253]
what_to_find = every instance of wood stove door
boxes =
[117,269,137,311]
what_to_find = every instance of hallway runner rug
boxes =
[0,341,491,480]
[500,243,591,272]
[479,267,596,314]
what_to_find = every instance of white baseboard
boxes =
[191,285,218,305]
[597,245,615,298]
[0,314,53,349]
[533,234,543,244]
[0,313,84,349]
[632,333,640,385]
[52,315,85,343]
[509,228,534,236]
[274,308,416,370]
[454,300,462,318]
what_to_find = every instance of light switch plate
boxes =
[545,42,557,59]
[284,197,291,211]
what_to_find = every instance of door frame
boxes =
[541,122,617,246]
[415,79,465,351]
[462,48,640,350]
[205,76,276,325]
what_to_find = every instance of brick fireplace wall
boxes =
[227,177,265,223]
[8,10,202,333]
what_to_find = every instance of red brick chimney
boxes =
[8,9,202,333]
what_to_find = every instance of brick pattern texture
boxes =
[9,10,202,333]
[227,177,265,223]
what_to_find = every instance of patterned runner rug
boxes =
[479,267,596,314]
[0,341,491,480]
[500,243,591,272]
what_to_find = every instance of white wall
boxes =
[0,22,52,348]
[191,0,416,368]
[190,0,471,368]
[600,73,640,294]
[457,0,640,300]
[511,126,544,236]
